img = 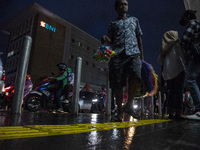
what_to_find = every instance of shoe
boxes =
[123,105,140,119]
[185,112,200,120]
[48,109,54,112]
[57,108,64,113]
[52,110,57,113]
[49,109,56,113]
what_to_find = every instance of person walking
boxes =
[179,10,200,120]
[101,0,144,121]
[158,30,186,119]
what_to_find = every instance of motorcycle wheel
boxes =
[26,95,42,112]
[90,104,98,113]
[0,98,7,109]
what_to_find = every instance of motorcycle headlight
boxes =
[5,92,9,96]
[92,99,98,102]
[133,104,138,109]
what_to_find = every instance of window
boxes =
[78,42,82,47]
[70,54,74,60]
[71,39,75,43]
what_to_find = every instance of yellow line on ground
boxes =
[0,119,171,140]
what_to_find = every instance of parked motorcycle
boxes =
[0,82,33,110]
[25,77,74,112]
[90,94,104,113]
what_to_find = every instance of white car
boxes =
[79,92,96,112]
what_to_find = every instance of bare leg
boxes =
[123,77,140,118]
[127,77,140,105]
[115,86,123,115]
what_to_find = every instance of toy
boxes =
[93,45,115,61]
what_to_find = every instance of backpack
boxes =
[67,73,74,85]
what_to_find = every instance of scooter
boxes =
[0,82,33,110]
[25,77,74,112]
[90,94,104,113]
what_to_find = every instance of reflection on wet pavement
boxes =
[123,127,135,149]
[0,110,200,150]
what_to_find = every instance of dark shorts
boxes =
[109,52,141,88]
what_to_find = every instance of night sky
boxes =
[0,0,186,81]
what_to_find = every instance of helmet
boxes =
[57,63,67,71]
[26,74,31,80]
[67,67,72,73]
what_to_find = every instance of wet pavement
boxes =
[0,110,200,150]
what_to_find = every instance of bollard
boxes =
[106,72,112,116]
[151,95,154,116]
[72,57,82,115]
[11,36,32,114]
[9,114,21,126]
[105,71,111,116]
[141,97,144,115]
[164,93,167,114]
[106,88,111,116]
[158,91,162,115]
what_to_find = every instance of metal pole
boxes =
[105,71,111,116]
[72,57,82,115]
[9,114,21,126]
[141,97,144,115]
[164,93,167,114]
[11,36,32,114]
[151,95,154,116]
[158,91,162,115]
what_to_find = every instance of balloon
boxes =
[93,45,115,61]
[108,54,112,58]
[98,51,103,57]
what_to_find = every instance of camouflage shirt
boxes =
[107,16,143,55]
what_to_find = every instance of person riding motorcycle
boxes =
[98,85,106,110]
[55,63,68,112]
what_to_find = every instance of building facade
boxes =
[3,3,108,90]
